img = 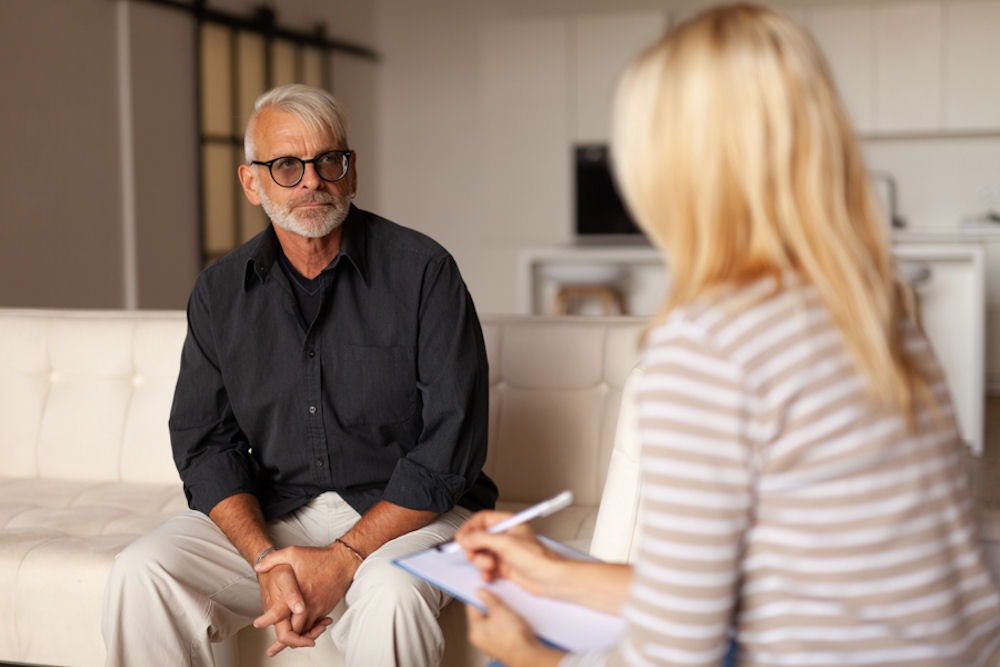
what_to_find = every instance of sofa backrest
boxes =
[0,309,187,484]
[0,310,646,504]
[480,316,645,508]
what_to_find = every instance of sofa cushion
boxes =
[0,477,186,665]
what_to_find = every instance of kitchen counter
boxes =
[520,236,988,453]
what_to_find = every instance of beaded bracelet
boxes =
[335,537,365,563]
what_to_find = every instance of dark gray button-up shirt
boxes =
[169,206,497,520]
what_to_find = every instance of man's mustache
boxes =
[288,193,341,206]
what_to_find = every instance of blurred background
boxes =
[1,0,998,454]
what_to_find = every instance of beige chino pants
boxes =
[102,492,470,667]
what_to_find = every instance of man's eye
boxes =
[275,158,300,170]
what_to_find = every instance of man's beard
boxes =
[259,189,351,239]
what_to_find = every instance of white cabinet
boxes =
[573,11,668,143]
[522,241,987,454]
[873,2,943,133]
[803,0,1000,135]
[484,10,668,153]
[808,5,875,133]
[519,245,665,317]
[944,1,1000,130]
[480,11,668,242]
[894,243,986,454]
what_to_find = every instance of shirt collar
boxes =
[244,204,368,290]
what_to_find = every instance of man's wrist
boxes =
[334,537,365,564]
[255,545,278,566]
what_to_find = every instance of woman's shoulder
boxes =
[650,273,814,339]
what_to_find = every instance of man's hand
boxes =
[254,544,359,656]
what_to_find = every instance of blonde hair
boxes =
[611,3,925,415]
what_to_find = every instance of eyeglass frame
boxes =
[250,149,353,188]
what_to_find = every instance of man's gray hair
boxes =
[244,84,349,162]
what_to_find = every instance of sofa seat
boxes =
[0,480,187,665]
[0,309,647,667]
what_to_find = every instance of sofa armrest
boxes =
[589,367,643,563]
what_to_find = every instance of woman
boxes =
[455,4,1000,666]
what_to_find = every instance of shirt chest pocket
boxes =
[335,345,418,426]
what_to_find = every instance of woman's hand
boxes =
[454,510,565,596]
[457,509,634,614]
[466,589,566,667]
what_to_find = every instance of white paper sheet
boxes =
[394,536,625,652]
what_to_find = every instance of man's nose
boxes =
[299,162,323,189]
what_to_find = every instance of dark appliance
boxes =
[574,144,646,242]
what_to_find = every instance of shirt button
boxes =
[315,459,325,468]
[308,405,317,414]
[308,350,316,358]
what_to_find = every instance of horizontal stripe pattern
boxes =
[563,275,1000,667]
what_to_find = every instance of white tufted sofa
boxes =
[0,308,648,667]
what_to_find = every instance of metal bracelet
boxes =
[255,545,278,566]
[335,537,365,563]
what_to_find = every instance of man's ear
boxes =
[238,164,262,206]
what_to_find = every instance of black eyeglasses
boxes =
[250,150,352,188]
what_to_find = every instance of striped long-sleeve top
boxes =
[565,274,1000,667]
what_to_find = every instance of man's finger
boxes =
[290,604,308,634]
[253,606,285,629]
[271,620,317,652]
[265,640,288,657]
[270,571,306,615]
[264,618,331,659]
[305,617,334,639]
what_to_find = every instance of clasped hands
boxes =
[252,543,359,657]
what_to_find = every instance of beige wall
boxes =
[0,0,124,308]
[0,0,377,310]
[127,2,200,309]
[2,0,998,320]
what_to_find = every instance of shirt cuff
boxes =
[381,457,467,513]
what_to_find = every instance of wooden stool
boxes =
[554,284,627,315]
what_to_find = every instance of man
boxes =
[102,83,497,666]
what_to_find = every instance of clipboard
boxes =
[393,535,626,652]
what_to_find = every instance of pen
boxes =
[438,489,574,553]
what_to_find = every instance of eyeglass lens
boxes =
[270,151,349,187]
